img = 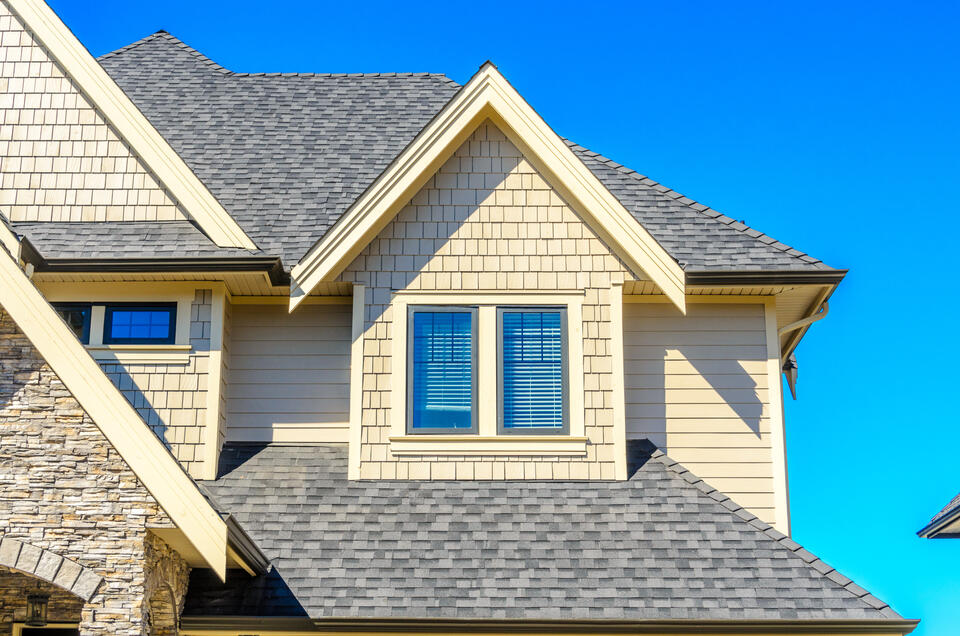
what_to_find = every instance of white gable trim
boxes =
[0,243,230,579]
[289,63,686,312]
[5,0,257,250]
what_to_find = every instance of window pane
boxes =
[502,311,564,429]
[54,305,91,344]
[105,305,174,343]
[411,311,474,430]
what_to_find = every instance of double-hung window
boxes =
[408,307,477,433]
[498,308,567,434]
[406,305,568,436]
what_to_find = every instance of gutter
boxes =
[34,256,289,286]
[685,269,848,287]
[179,617,919,634]
[224,514,270,575]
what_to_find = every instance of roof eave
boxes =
[180,617,919,634]
[34,257,288,286]
[685,269,848,287]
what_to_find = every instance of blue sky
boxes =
[49,0,960,632]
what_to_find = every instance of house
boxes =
[0,0,918,634]
[918,494,960,539]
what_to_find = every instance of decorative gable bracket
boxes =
[290,63,686,313]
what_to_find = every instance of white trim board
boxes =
[290,63,685,313]
[4,0,256,250]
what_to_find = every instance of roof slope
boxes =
[87,32,831,273]
[11,221,261,260]
[188,441,898,621]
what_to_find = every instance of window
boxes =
[52,303,91,344]
[498,308,567,433]
[407,307,477,433]
[103,303,177,345]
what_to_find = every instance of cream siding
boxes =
[0,1,185,222]
[99,289,212,477]
[226,303,351,443]
[623,301,778,523]
[339,121,632,480]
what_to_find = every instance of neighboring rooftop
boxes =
[189,440,898,621]
[918,492,960,538]
[38,31,838,274]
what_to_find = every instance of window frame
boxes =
[405,305,479,435]
[102,302,178,345]
[496,306,569,435]
[52,302,92,345]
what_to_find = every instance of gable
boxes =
[291,63,686,312]
[0,0,255,248]
[341,120,633,289]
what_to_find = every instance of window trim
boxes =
[496,307,569,435]
[102,302,178,345]
[405,305,479,435]
[52,302,92,345]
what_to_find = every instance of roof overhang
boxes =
[179,617,919,635]
[6,0,257,250]
[290,63,686,313]
[685,270,848,287]
[0,236,266,580]
[33,256,288,286]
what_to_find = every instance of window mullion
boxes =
[477,306,497,436]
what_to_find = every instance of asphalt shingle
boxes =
[188,441,898,621]
[10,220,261,259]
[80,32,833,273]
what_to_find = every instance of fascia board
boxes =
[5,0,257,251]
[0,247,230,579]
[290,64,686,313]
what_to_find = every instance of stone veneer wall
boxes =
[0,1,186,222]
[340,121,633,480]
[0,308,189,634]
[100,289,212,477]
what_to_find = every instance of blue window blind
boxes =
[411,311,475,430]
[104,304,176,344]
[501,311,565,430]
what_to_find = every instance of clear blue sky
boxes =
[49,0,959,632]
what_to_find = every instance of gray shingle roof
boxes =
[10,221,261,260]
[85,32,832,273]
[188,441,898,621]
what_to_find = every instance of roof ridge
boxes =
[98,31,460,83]
[566,141,827,270]
[98,30,233,75]
[638,443,898,617]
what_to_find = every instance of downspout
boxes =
[777,301,829,400]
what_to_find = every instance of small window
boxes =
[103,303,176,345]
[408,307,477,433]
[498,308,567,434]
[52,303,91,344]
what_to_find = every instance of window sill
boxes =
[85,344,192,365]
[388,435,589,457]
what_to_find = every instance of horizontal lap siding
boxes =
[624,302,776,523]
[226,304,351,443]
